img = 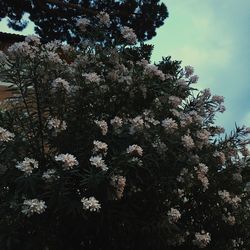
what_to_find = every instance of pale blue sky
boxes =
[150,0,250,131]
[0,0,249,131]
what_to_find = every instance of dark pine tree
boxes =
[0,0,168,44]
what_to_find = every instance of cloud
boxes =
[152,0,249,133]
[170,44,232,68]
[241,112,250,127]
[153,0,235,69]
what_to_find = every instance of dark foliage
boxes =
[0,0,168,44]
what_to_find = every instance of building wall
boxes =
[0,32,25,101]
[0,85,12,100]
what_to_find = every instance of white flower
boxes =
[144,116,160,126]
[168,96,182,107]
[152,138,167,154]
[161,118,178,132]
[61,44,72,52]
[25,35,41,45]
[180,114,193,127]
[232,238,244,248]
[245,127,250,133]
[22,199,47,217]
[193,231,211,248]
[184,65,194,78]
[52,78,71,92]
[0,127,15,142]
[93,140,108,155]
[212,95,224,104]
[201,88,211,98]
[196,130,210,143]
[197,163,208,175]
[8,42,34,58]
[213,151,226,164]
[213,126,225,134]
[76,18,90,31]
[55,153,79,170]
[120,26,137,44]
[0,50,7,62]
[130,157,143,166]
[218,190,231,203]
[16,157,38,176]
[110,116,123,129]
[245,182,250,192]
[176,79,187,87]
[83,72,101,84]
[189,111,203,124]
[195,163,209,191]
[45,51,63,64]
[241,146,250,157]
[170,109,181,117]
[219,105,226,113]
[168,208,181,223]
[218,190,242,208]
[137,59,149,67]
[110,175,126,199]
[42,169,60,182]
[144,64,165,81]
[126,144,143,157]
[89,155,108,171]
[97,11,110,26]
[47,117,67,133]
[181,135,195,150]
[95,120,108,135]
[107,70,119,81]
[190,75,199,83]
[44,40,61,51]
[223,214,236,225]
[129,116,144,134]
[81,196,101,212]
[230,196,242,208]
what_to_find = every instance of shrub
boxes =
[0,23,249,250]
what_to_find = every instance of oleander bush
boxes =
[0,14,249,250]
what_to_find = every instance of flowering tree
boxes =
[0,13,249,250]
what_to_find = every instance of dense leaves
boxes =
[0,0,168,44]
[0,9,249,250]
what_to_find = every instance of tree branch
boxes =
[36,0,140,17]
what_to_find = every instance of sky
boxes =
[149,0,250,132]
[0,0,249,132]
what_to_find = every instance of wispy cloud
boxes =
[241,112,250,127]
[150,0,250,130]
